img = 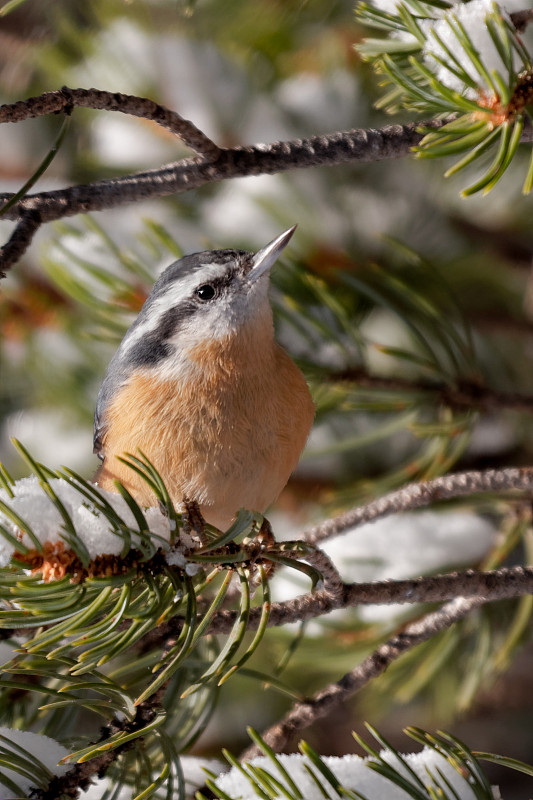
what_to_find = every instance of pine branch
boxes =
[36,682,168,800]
[239,564,533,629]
[0,84,531,272]
[0,209,41,278]
[139,564,533,643]
[11,561,532,649]
[329,368,533,414]
[240,596,484,758]
[0,116,449,215]
[0,90,456,275]
[0,121,445,274]
[2,464,533,640]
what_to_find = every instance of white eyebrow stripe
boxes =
[119,262,229,356]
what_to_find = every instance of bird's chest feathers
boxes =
[108,332,281,459]
[100,324,314,519]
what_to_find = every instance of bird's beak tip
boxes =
[250,225,297,280]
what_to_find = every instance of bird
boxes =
[93,226,315,531]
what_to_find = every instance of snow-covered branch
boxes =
[2,468,533,638]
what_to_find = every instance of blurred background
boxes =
[1,1,533,796]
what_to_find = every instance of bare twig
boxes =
[341,565,533,606]
[1,115,531,233]
[279,544,345,600]
[0,210,41,276]
[0,119,451,272]
[0,87,220,158]
[0,117,446,223]
[0,93,446,276]
[304,466,533,545]
[240,596,484,758]
[0,86,532,271]
[148,564,533,639]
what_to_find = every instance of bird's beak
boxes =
[248,225,297,282]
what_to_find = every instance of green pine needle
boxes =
[355,0,532,195]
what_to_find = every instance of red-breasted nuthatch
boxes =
[94,227,315,530]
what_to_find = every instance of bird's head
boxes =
[94,226,297,451]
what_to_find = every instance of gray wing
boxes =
[93,352,130,460]
[93,378,112,460]
[93,401,107,460]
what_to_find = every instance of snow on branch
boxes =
[3,455,533,658]
[217,729,489,800]
[0,456,532,792]
[356,0,533,194]
[0,462,532,600]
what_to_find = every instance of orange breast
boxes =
[95,334,314,530]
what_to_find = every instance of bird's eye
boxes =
[195,284,216,301]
